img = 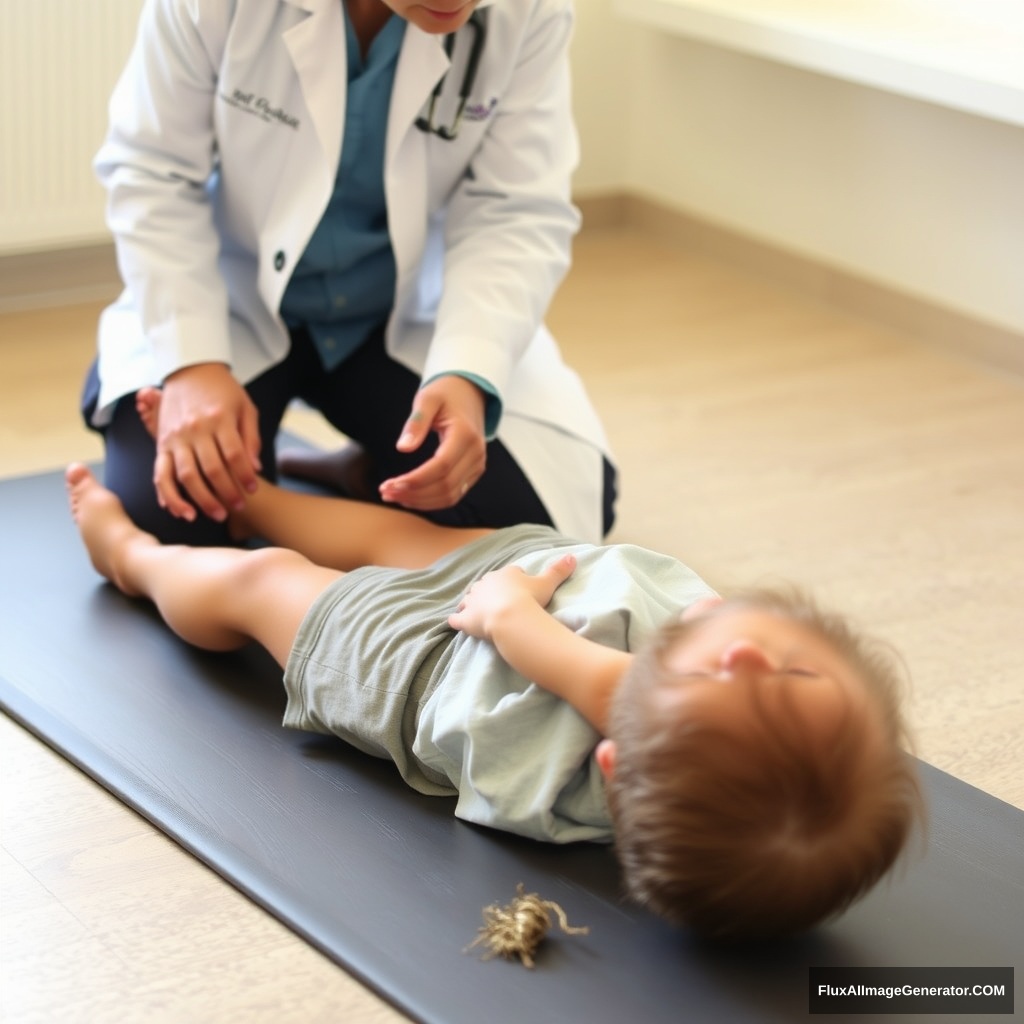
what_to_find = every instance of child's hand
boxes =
[448,553,577,640]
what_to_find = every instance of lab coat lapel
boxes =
[258,0,345,309]
[281,0,346,167]
[386,29,449,291]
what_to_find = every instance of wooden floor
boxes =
[2,228,1022,1022]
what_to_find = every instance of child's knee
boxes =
[235,546,311,589]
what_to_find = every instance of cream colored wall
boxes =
[569,0,630,194]
[570,3,1024,336]
[7,0,1023,336]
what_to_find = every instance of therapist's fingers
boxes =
[380,424,486,510]
[379,455,484,509]
[395,375,484,455]
[212,412,261,504]
[153,449,197,521]
[382,381,487,509]
[154,428,245,524]
[168,435,232,523]
[191,387,261,509]
[153,369,261,522]
[395,405,432,454]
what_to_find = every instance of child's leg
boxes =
[136,387,495,572]
[232,480,494,571]
[66,464,338,668]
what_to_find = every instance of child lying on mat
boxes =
[66,432,923,940]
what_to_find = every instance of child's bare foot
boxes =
[135,387,161,439]
[66,463,155,596]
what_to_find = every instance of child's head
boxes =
[599,587,925,940]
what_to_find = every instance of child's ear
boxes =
[595,739,616,779]
[680,594,724,621]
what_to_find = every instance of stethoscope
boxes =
[415,8,488,141]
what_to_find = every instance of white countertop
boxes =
[615,0,1024,125]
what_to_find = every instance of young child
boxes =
[65,450,923,940]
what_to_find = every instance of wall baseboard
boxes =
[0,243,121,314]
[577,192,1024,380]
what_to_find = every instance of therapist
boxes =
[82,0,617,546]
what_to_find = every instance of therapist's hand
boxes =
[378,375,487,511]
[154,363,262,522]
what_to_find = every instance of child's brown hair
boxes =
[605,587,925,939]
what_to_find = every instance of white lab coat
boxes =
[93,0,613,541]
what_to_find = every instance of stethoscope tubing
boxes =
[415,8,488,141]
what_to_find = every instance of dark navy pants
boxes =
[81,325,617,545]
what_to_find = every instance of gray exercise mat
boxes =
[1,466,1021,1023]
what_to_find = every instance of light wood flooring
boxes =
[2,227,1022,1022]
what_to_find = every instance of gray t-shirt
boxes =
[283,525,715,843]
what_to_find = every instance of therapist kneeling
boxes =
[82,0,617,546]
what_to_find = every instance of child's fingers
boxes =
[531,553,576,604]
[544,553,577,584]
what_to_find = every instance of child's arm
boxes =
[448,555,631,733]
